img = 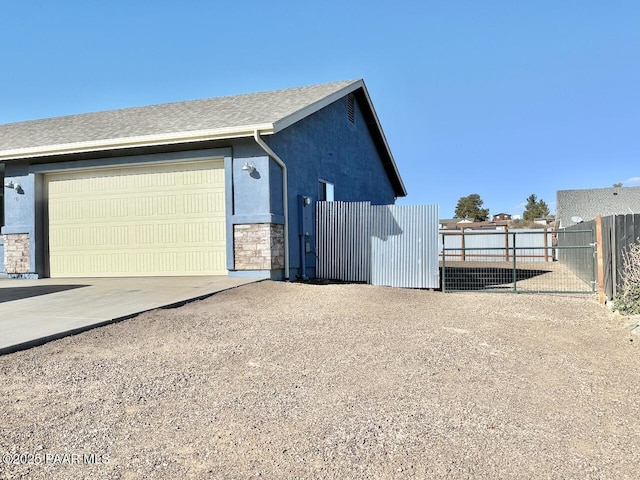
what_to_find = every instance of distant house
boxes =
[556,186,640,228]
[492,213,511,221]
[0,79,406,279]
[439,219,455,229]
[439,218,508,231]
[439,218,471,229]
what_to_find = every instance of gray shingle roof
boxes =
[0,80,358,152]
[0,79,406,197]
[556,186,640,227]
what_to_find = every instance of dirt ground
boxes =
[1,281,639,479]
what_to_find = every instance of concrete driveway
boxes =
[0,276,260,354]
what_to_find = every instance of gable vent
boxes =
[347,94,355,123]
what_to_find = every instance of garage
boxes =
[46,159,227,278]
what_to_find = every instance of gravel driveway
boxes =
[1,281,639,479]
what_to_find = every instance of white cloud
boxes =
[625,177,640,184]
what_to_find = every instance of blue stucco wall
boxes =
[0,146,278,277]
[268,94,397,278]
[0,94,398,280]
[0,237,4,275]
[226,139,283,276]
[1,162,42,278]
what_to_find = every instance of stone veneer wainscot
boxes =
[4,233,30,274]
[233,224,285,271]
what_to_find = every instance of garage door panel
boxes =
[47,160,227,277]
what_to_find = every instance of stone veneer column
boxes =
[4,233,31,275]
[234,223,285,270]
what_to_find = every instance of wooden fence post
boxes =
[504,226,509,261]
[596,215,605,304]
[543,226,549,262]
[611,216,617,298]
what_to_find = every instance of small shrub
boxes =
[508,219,546,229]
[613,240,640,315]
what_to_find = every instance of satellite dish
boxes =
[571,216,583,223]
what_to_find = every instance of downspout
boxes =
[253,130,290,280]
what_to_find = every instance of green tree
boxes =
[613,182,623,187]
[454,193,489,221]
[523,194,550,221]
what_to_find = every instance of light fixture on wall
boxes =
[241,162,256,174]
[5,180,20,190]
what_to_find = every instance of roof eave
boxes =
[357,82,407,197]
[0,123,275,161]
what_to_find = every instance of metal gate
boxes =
[441,229,596,293]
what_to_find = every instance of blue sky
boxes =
[2,1,639,218]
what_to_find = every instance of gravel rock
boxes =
[1,281,639,479]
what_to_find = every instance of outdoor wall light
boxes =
[241,162,256,174]
[5,181,20,190]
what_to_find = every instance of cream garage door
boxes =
[46,160,227,277]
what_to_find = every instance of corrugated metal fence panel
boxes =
[440,229,553,262]
[370,204,440,288]
[316,201,371,282]
[464,232,508,262]
[316,202,440,288]
[509,229,554,262]
[557,221,595,285]
[440,232,462,261]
